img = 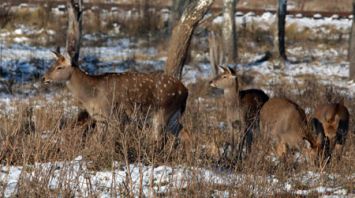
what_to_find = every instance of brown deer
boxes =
[311,101,349,160]
[259,98,328,163]
[42,51,188,143]
[209,66,269,159]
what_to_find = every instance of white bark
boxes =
[165,0,214,79]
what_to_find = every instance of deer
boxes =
[311,101,350,160]
[42,51,189,146]
[209,65,269,160]
[259,98,329,164]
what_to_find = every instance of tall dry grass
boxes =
[0,78,353,196]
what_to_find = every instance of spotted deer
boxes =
[42,51,188,143]
[209,66,269,159]
[260,98,329,163]
[311,101,349,160]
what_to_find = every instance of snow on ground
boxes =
[212,12,352,32]
[0,156,353,197]
[0,39,163,83]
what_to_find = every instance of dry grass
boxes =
[0,78,353,196]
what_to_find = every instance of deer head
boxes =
[306,118,331,163]
[42,50,74,84]
[209,65,238,91]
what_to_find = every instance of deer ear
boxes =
[51,50,62,59]
[310,118,324,135]
[51,46,62,58]
[61,52,72,66]
[226,66,237,75]
[334,114,340,125]
[218,65,226,74]
[303,139,311,149]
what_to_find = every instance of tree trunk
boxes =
[0,3,12,29]
[208,31,224,77]
[273,0,287,65]
[350,0,355,80]
[164,0,214,79]
[170,0,191,30]
[66,0,83,65]
[222,0,237,64]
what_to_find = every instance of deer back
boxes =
[260,98,324,158]
[43,51,188,121]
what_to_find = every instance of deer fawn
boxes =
[209,66,269,159]
[42,51,188,144]
[311,101,349,160]
[260,98,328,163]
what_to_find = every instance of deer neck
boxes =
[223,80,241,123]
[223,81,240,109]
[66,67,96,102]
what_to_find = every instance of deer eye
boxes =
[223,75,227,78]
[56,66,64,70]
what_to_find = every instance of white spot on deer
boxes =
[164,84,167,88]
[139,83,142,87]
[178,90,182,95]
[160,89,163,93]
[172,92,175,96]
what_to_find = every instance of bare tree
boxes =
[273,0,287,67]
[66,0,83,65]
[164,0,214,79]
[0,2,12,29]
[208,31,224,77]
[222,0,237,65]
[350,0,355,80]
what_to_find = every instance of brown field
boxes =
[0,75,353,196]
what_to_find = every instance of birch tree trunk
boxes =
[350,0,355,80]
[222,0,237,64]
[273,0,287,68]
[66,0,83,65]
[164,0,214,79]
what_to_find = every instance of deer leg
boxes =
[71,109,97,146]
[245,123,254,153]
[275,142,287,159]
[333,144,344,160]
[166,110,183,136]
[152,110,166,149]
